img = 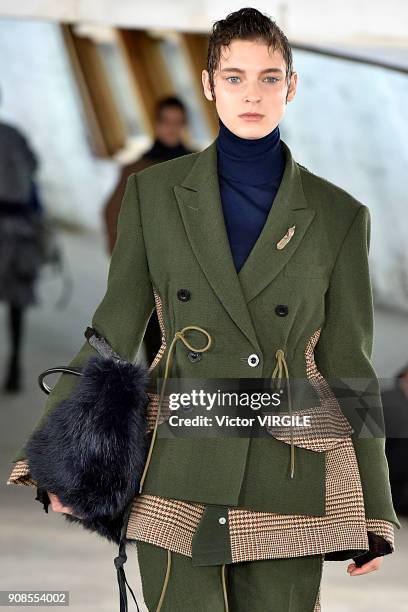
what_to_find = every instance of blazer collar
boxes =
[173,139,316,352]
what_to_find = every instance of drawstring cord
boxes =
[272,348,295,478]
[139,325,212,494]
[155,549,172,611]
[136,330,291,612]
[221,564,229,611]
[139,330,294,489]
[114,326,211,612]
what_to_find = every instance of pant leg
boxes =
[227,553,324,612]
[135,540,226,612]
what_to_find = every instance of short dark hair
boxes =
[206,7,293,101]
[155,95,187,121]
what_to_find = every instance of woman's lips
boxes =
[239,114,264,121]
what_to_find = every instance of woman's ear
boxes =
[286,71,298,104]
[202,69,215,102]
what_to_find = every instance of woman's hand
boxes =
[347,556,383,575]
[47,491,74,515]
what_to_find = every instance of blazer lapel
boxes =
[238,141,316,303]
[173,141,261,352]
[173,138,316,350]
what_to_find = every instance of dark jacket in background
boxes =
[0,121,41,307]
[0,121,37,204]
[103,139,195,365]
[104,139,195,254]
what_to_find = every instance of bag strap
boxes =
[84,326,123,360]
[114,501,141,612]
[38,327,123,395]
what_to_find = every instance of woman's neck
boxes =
[215,118,284,186]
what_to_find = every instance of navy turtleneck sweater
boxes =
[216,118,286,272]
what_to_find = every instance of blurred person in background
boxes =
[383,363,408,515]
[103,95,196,367]
[0,85,42,392]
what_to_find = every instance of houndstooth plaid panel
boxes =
[365,519,394,543]
[226,436,370,562]
[125,435,396,563]
[264,328,354,451]
[147,288,167,375]
[127,494,204,557]
[7,453,395,564]
[6,459,36,486]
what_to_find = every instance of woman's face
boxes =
[202,38,297,139]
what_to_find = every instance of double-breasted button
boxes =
[218,516,226,525]
[275,304,289,317]
[247,353,260,367]
[177,288,191,302]
[188,351,202,363]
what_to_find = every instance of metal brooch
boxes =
[276,225,296,250]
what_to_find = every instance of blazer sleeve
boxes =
[314,204,401,531]
[7,173,155,480]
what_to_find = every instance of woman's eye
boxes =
[226,76,279,84]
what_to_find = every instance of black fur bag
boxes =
[25,325,150,531]
[25,326,151,611]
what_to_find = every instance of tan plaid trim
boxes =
[227,437,368,562]
[127,495,205,556]
[127,437,371,562]
[366,519,395,550]
[146,392,172,432]
[7,459,36,487]
[265,328,354,451]
[145,288,173,432]
[147,288,167,374]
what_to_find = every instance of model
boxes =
[8,7,400,612]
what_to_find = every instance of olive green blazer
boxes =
[12,138,400,529]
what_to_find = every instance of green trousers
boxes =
[135,540,324,611]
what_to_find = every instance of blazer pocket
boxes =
[283,262,326,278]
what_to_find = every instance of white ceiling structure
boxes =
[0,0,407,46]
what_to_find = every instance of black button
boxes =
[275,304,289,317]
[177,289,191,302]
[181,404,194,413]
[188,351,202,363]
